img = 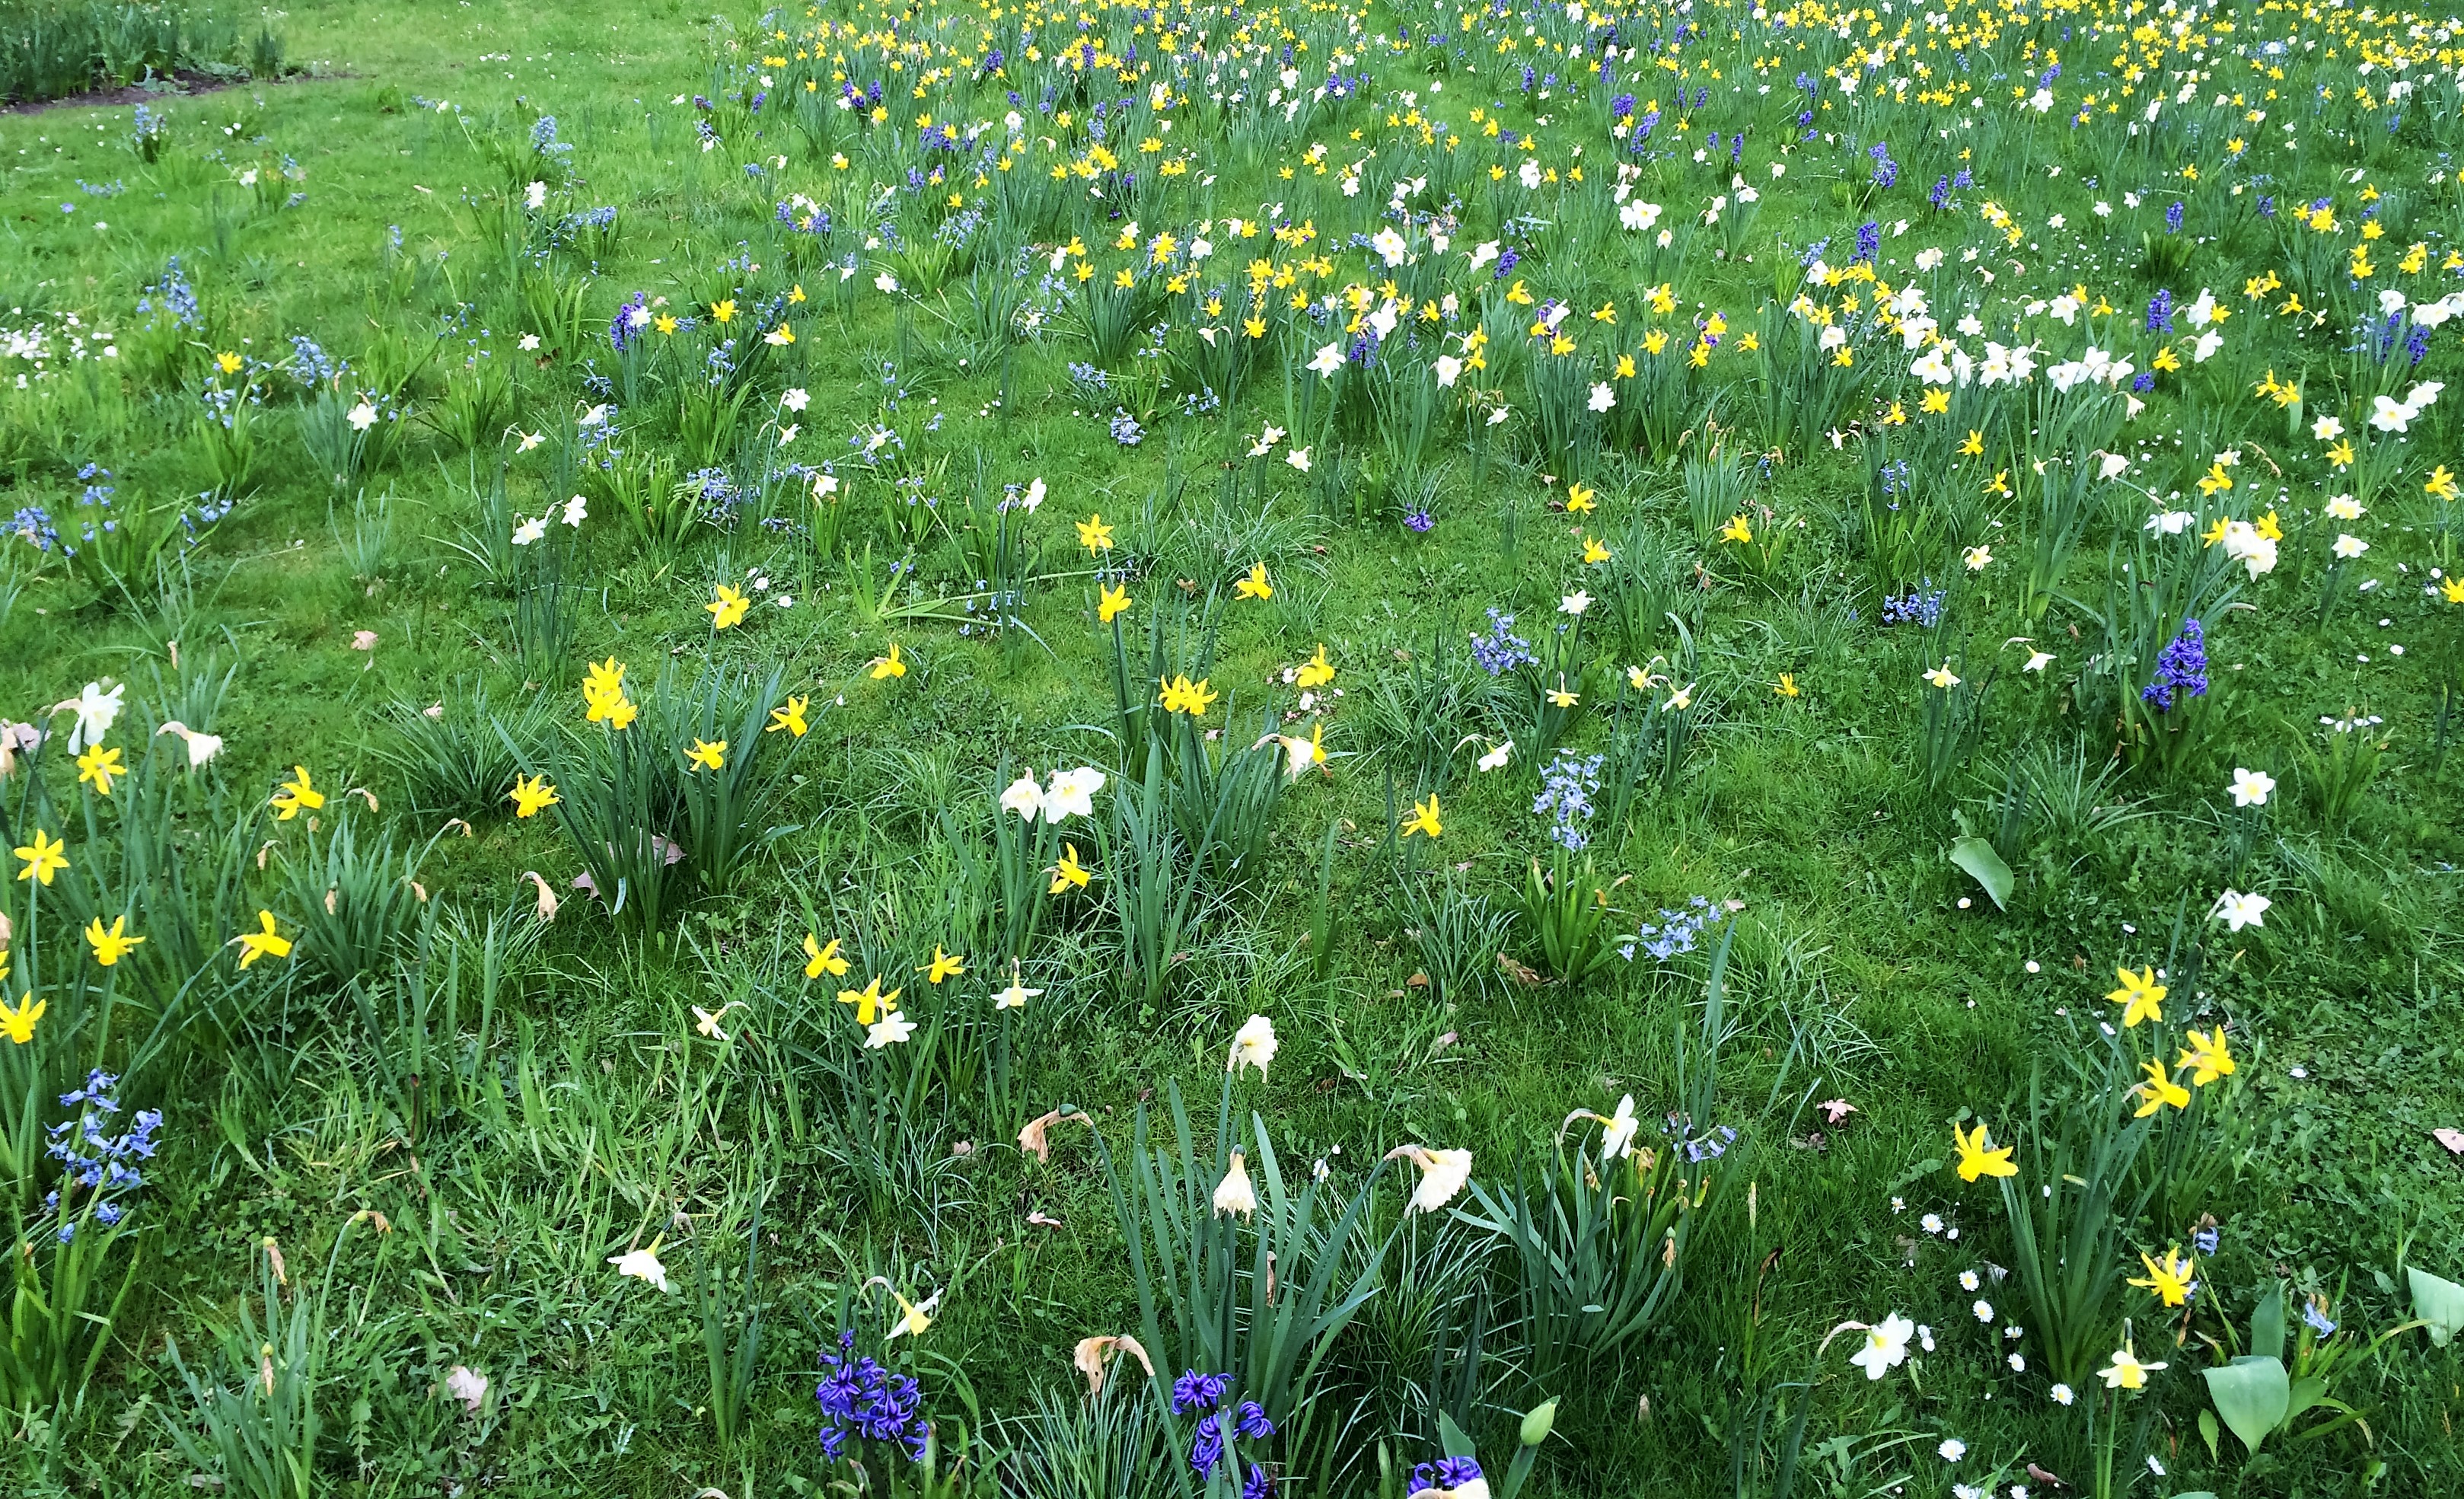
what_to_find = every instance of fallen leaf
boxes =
[1072,1335,1154,1396]
[1017,1108,1089,1163]
[2434,1128,2464,1156]
[1819,1099,1857,1125]
[351,630,378,651]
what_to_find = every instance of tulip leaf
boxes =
[2249,1283,2287,1363]
[1948,836,2015,911]
[2202,1355,2290,1454]
[2410,1267,2464,1347]
[1438,1411,1477,1462]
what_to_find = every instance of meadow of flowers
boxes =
[2,0,2462,1492]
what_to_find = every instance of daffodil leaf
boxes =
[2201,1355,2289,1454]
[2409,1267,2464,1346]
[1948,836,2014,911]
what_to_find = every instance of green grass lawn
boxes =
[2,0,2463,1494]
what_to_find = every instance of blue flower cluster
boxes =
[1172,1370,1273,1497]
[286,334,342,388]
[609,291,650,354]
[1868,141,1898,189]
[2140,618,2208,712]
[1534,751,1604,852]
[1622,895,1718,963]
[1407,1456,1484,1497]
[10,506,60,552]
[1879,580,1946,629]
[1669,1115,1739,1164]
[815,1329,928,1462]
[46,1070,161,1242]
[1470,608,1536,676]
[137,257,200,330]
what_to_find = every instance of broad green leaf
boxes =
[2409,1267,2464,1347]
[2198,1408,2221,1462]
[2202,1355,2290,1454]
[2249,1283,2286,1363]
[1438,1411,1477,1462]
[1948,836,2014,911]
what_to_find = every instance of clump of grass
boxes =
[0,2,282,105]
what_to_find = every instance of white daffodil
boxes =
[2212,889,2271,931]
[609,1242,671,1293]
[1042,766,1107,822]
[1850,1313,1914,1379]
[1213,1150,1258,1217]
[57,680,125,751]
[1000,771,1044,821]
[155,720,225,767]
[865,1009,916,1048]
[1387,1144,1473,1212]
[1229,1014,1278,1079]
[1600,1095,1639,1159]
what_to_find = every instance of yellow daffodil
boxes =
[804,933,850,979]
[1076,513,1114,553]
[509,773,559,818]
[269,767,326,821]
[1951,1120,2016,1182]
[84,914,144,967]
[1718,513,1752,544]
[0,993,43,1044]
[687,738,728,771]
[1098,582,1132,624]
[2132,1058,2191,1117]
[14,829,67,885]
[1775,673,1799,698]
[1158,675,1218,716]
[1401,793,1442,839]
[233,911,293,969]
[920,946,966,984]
[837,977,900,1025]
[2176,1026,2236,1086]
[870,642,908,680]
[768,696,810,737]
[2108,965,2166,1028]
[1296,644,1335,689]
[1234,561,1273,600]
[2130,1247,2196,1307]
[1580,536,1611,564]
[708,584,751,630]
[1049,842,1091,893]
[75,743,124,796]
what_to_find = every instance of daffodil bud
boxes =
[1519,1398,1557,1448]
